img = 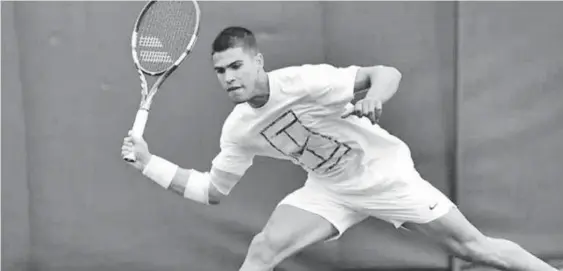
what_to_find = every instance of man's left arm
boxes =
[354,65,402,103]
[344,65,402,124]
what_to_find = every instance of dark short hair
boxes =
[211,26,258,55]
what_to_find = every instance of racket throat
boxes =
[139,98,153,111]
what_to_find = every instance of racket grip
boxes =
[124,109,149,162]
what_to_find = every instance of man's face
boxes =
[212,47,262,104]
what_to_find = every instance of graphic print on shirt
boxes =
[260,110,351,174]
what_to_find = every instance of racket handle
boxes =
[124,109,149,162]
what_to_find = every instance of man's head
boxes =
[211,26,265,104]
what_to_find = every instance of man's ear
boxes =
[255,52,264,69]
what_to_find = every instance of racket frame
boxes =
[131,0,200,110]
[125,0,200,162]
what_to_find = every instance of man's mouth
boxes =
[227,86,242,92]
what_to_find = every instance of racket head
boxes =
[131,0,200,76]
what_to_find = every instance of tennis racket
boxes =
[124,0,201,162]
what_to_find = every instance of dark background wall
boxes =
[2,1,562,270]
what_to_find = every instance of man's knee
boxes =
[247,230,292,265]
[447,235,511,269]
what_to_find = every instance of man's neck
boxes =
[248,70,270,109]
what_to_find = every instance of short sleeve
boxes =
[302,64,360,106]
[211,129,254,177]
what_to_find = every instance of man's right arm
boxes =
[167,166,242,205]
[137,135,252,205]
[125,110,251,205]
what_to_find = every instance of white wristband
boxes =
[142,155,179,189]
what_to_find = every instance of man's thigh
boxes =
[260,204,338,248]
[276,183,367,242]
[241,204,339,271]
[402,207,482,247]
[348,167,456,229]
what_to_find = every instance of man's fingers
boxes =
[352,103,362,117]
[367,111,376,124]
[361,102,372,117]
[123,137,135,145]
[127,130,144,143]
[341,106,354,118]
[375,103,382,113]
[341,102,369,119]
[376,107,382,121]
[341,100,382,124]
[129,136,140,144]
[122,143,133,150]
[122,148,133,157]
[342,101,381,120]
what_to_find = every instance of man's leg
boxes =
[353,165,557,271]
[403,207,557,271]
[239,183,366,271]
[239,205,337,271]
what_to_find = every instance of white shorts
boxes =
[278,161,456,241]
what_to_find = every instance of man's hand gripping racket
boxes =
[123,0,200,163]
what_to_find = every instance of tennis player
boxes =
[121,26,558,271]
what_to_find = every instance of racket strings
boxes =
[136,1,198,73]
[139,36,163,48]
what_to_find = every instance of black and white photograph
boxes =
[2,1,563,270]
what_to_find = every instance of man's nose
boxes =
[225,70,236,84]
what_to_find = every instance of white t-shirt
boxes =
[211,64,413,193]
